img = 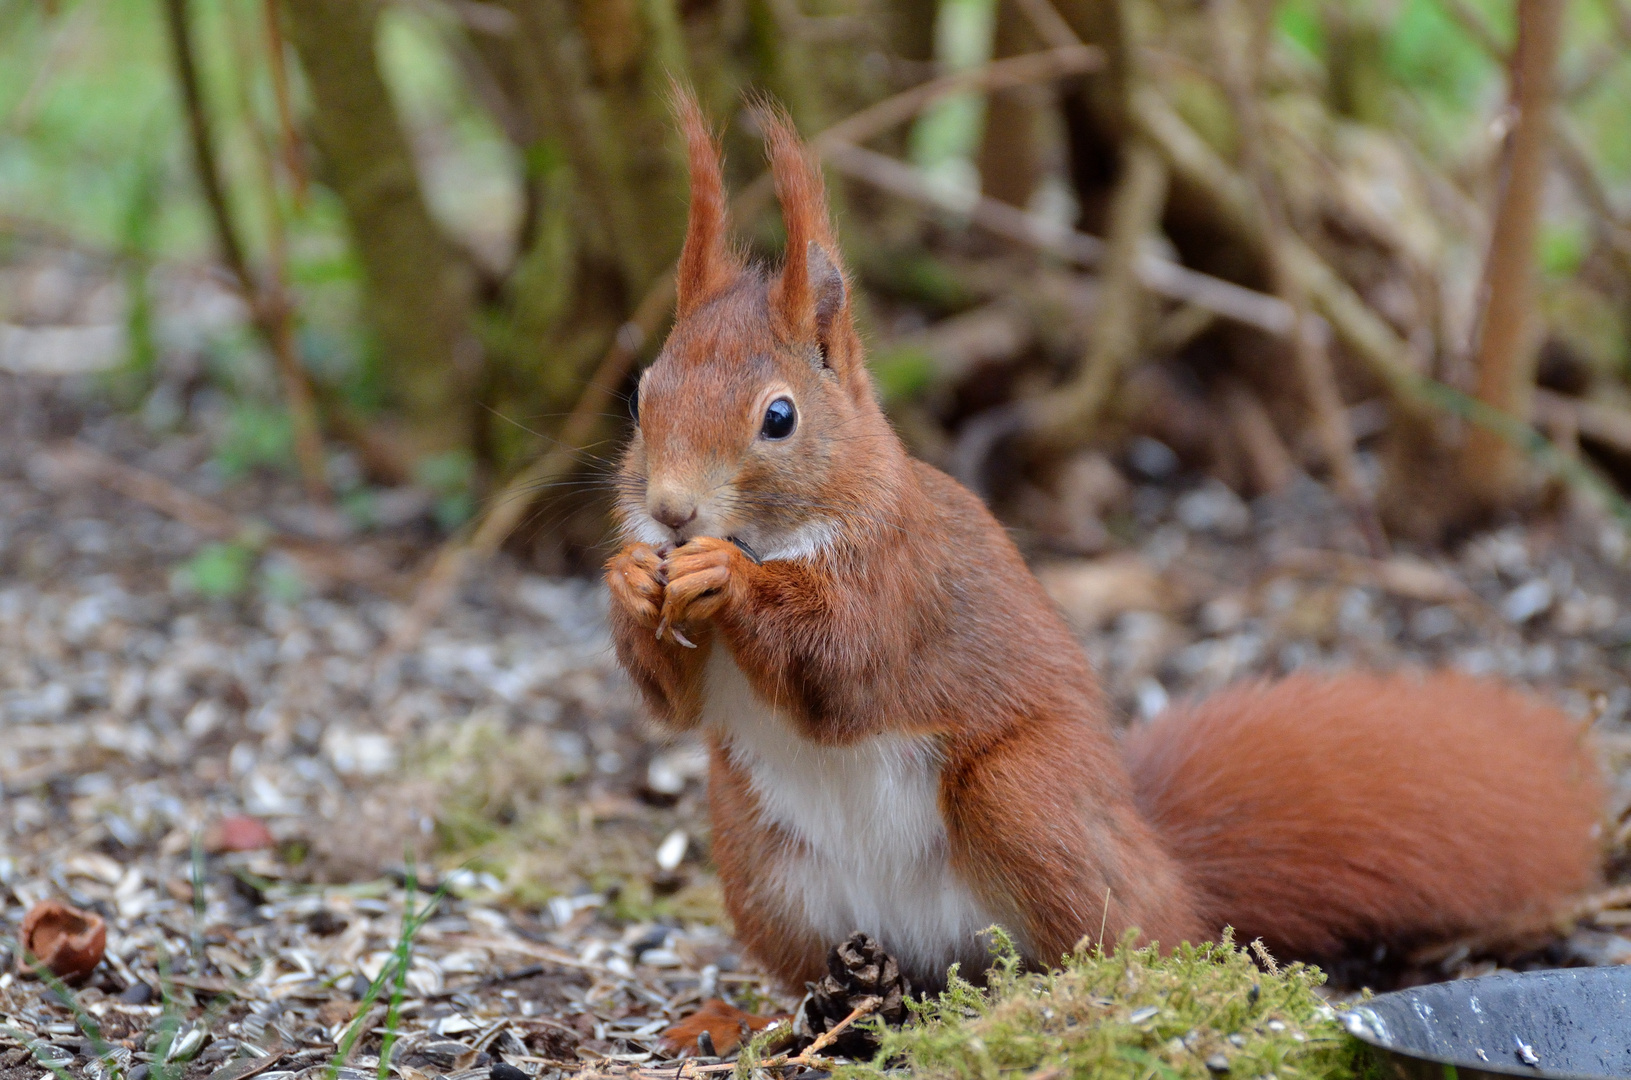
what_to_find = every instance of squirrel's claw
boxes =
[658,537,740,634]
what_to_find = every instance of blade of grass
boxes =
[149,945,187,1080]
[375,858,419,1080]
[191,833,208,969]
[327,859,455,1080]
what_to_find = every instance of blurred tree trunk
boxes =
[978,0,1044,207]
[1461,0,1565,511]
[281,0,479,459]
[480,0,693,456]
[1052,0,1130,234]
[509,0,690,295]
[279,0,882,488]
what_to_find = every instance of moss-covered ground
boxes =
[821,932,1374,1080]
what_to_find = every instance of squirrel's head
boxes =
[616,90,899,560]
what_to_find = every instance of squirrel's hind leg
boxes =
[939,716,1208,961]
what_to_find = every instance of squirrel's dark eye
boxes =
[760,397,797,440]
[629,385,639,424]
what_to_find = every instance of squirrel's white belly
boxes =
[702,648,998,983]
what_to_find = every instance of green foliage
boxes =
[1384,0,1504,112]
[1275,2,1325,64]
[214,401,295,477]
[259,559,307,604]
[177,541,255,599]
[326,861,453,1080]
[0,0,198,254]
[108,132,167,408]
[376,5,521,254]
[1539,219,1592,279]
[871,345,938,402]
[414,450,476,530]
[833,932,1371,1080]
[909,0,996,187]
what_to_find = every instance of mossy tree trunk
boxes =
[281,0,481,461]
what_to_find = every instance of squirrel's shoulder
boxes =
[900,457,1058,595]
[905,458,1007,538]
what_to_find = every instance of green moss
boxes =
[870,345,938,403]
[834,931,1372,1080]
[407,714,728,926]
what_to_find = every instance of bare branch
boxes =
[1131,87,1434,417]
[1463,0,1566,507]
[384,277,676,654]
[168,0,328,499]
[46,442,393,590]
[1033,140,1168,443]
[162,0,253,295]
[814,45,1102,150]
[1206,0,1377,549]
[822,139,1294,334]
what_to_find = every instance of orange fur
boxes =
[1124,672,1604,961]
[672,86,740,319]
[606,97,1606,1036]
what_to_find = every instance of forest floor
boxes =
[4,277,1631,1079]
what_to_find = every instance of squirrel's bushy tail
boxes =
[1122,672,1604,963]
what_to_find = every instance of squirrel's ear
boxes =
[672,83,740,319]
[806,240,846,368]
[758,101,856,375]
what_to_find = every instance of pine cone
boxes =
[800,933,910,1059]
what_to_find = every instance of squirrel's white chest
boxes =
[701,649,997,982]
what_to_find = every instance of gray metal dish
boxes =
[1341,966,1631,1080]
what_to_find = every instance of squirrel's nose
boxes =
[650,501,697,531]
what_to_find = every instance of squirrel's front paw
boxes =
[658,537,745,645]
[605,542,666,630]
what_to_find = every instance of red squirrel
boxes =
[604,93,1605,1053]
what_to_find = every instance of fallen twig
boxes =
[639,996,883,1077]
[45,440,394,590]
[766,996,881,1070]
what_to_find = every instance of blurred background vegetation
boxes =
[4,0,1631,579]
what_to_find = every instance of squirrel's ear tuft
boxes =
[672,83,741,319]
[757,100,856,374]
